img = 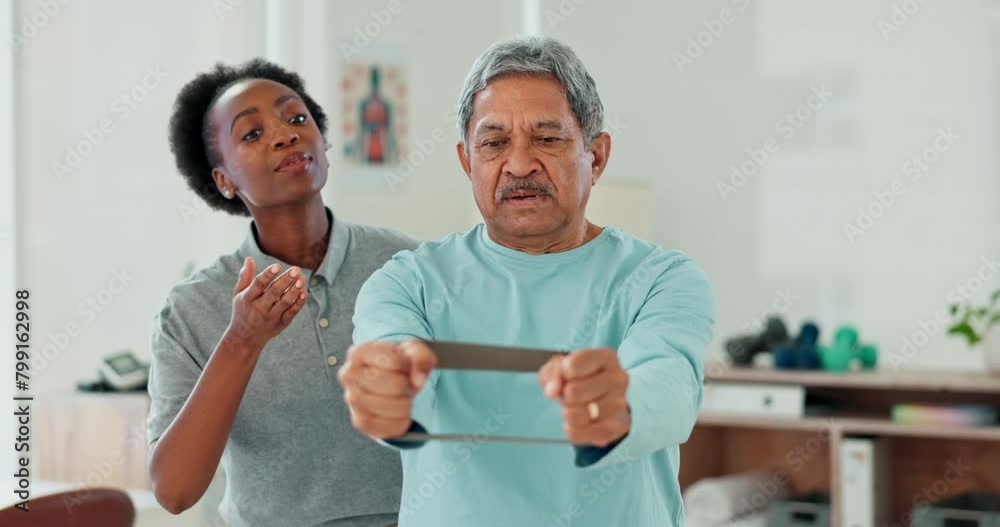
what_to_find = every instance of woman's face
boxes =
[208,79,328,213]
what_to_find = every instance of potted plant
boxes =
[948,289,1000,374]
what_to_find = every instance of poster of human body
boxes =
[340,54,408,186]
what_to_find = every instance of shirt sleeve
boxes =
[353,251,433,344]
[146,302,204,447]
[353,252,435,449]
[576,255,716,469]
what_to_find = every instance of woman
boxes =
[147,59,415,527]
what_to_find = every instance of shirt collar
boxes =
[237,207,351,283]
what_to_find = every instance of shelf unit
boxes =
[681,368,1000,526]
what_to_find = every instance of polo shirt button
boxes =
[319,318,329,328]
[310,277,319,287]
[326,355,338,366]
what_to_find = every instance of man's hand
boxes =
[337,340,437,439]
[539,348,631,447]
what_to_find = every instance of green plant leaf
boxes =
[947,321,981,346]
[991,289,1000,305]
[950,304,959,315]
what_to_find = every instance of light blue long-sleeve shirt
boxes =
[352,224,716,527]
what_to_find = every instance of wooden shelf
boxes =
[698,412,836,432]
[685,368,1000,525]
[698,412,1000,441]
[706,367,1000,394]
[842,416,1000,440]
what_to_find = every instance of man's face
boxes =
[458,74,609,241]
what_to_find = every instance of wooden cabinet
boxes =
[34,391,151,489]
[681,368,1000,526]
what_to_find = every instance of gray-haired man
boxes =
[339,37,716,526]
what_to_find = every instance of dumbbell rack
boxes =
[681,367,1000,526]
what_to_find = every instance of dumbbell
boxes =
[858,344,878,367]
[725,317,789,366]
[774,321,820,369]
[818,325,878,371]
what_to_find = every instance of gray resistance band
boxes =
[395,340,572,444]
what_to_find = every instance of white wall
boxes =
[545,0,997,371]
[2,0,16,494]
[17,0,1000,398]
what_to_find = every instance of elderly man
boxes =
[337,37,716,526]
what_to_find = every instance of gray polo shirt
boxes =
[147,209,418,527]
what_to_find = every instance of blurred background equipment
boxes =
[773,321,820,370]
[816,325,879,372]
[912,492,1000,527]
[838,437,890,527]
[767,491,831,527]
[94,350,150,392]
[725,318,881,372]
[725,316,789,366]
[683,470,787,526]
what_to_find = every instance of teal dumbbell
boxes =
[857,344,878,368]
[835,326,858,348]
[819,325,878,372]
[819,343,849,372]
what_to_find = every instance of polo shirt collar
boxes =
[237,207,351,283]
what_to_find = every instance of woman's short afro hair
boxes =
[168,58,328,216]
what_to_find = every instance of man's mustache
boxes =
[495,180,555,201]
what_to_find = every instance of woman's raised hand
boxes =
[225,256,309,352]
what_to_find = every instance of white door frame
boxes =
[1,0,18,488]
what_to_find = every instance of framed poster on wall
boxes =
[338,43,409,192]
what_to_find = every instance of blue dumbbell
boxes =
[773,343,796,368]
[773,321,821,370]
